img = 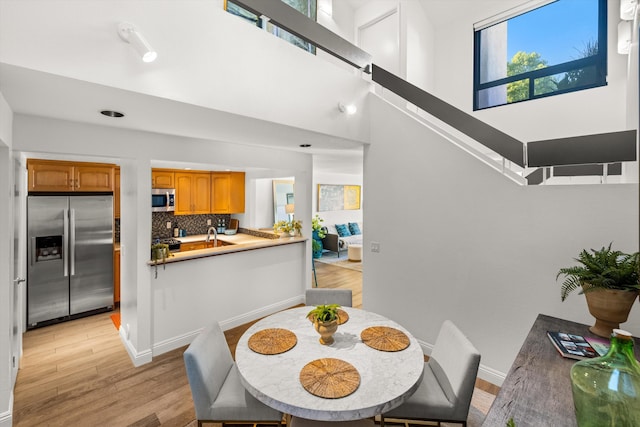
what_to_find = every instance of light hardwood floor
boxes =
[12,262,497,426]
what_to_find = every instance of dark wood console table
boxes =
[482,314,640,427]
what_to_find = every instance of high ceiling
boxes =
[0,0,524,175]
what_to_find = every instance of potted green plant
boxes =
[312,239,323,258]
[273,219,302,236]
[151,242,173,278]
[556,243,639,337]
[307,304,340,345]
[311,215,325,258]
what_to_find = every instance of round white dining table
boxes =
[235,306,425,421]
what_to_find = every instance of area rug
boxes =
[110,313,120,330]
[315,256,362,272]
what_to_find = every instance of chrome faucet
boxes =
[206,226,218,247]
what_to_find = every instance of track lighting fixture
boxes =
[338,102,357,115]
[117,22,157,63]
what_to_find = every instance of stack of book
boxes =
[547,331,610,360]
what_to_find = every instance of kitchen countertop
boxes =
[177,232,269,245]
[148,232,307,265]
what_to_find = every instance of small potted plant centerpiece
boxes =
[307,304,340,345]
[151,242,173,278]
[556,243,639,337]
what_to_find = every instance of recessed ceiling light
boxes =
[100,110,124,118]
[300,144,312,148]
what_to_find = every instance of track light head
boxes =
[117,22,157,63]
[338,102,357,115]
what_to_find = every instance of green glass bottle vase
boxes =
[570,329,640,426]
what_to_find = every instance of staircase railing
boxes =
[230,0,637,184]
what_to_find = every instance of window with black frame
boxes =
[473,0,606,110]
[225,0,317,54]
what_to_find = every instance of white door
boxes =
[11,155,25,385]
[358,8,400,76]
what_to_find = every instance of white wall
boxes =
[0,0,370,145]
[0,90,13,426]
[364,95,639,384]
[432,1,631,142]
[401,0,433,90]
[152,242,306,355]
[12,114,314,365]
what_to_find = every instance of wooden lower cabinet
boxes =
[114,249,121,304]
[180,240,227,251]
[180,241,207,251]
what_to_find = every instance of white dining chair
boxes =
[379,320,481,427]
[290,416,373,427]
[305,288,352,307]
[183,322,284,427]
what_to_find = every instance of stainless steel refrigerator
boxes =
[27,195,114,328]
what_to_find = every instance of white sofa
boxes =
[321,222,363,257]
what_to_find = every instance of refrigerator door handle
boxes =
[63,208,69,277]
[30,237,36,267]
[69,208,76,276]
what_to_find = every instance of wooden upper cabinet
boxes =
[229,172,246,213]
[28,161,74,192]
[192,173,211,214]
[152,170,174,189]
[211,173,230,213]
[211,172,245,213]
[174,173,193,215]
[174,172,211,215]
[114,168,121,219]
[28,159,114,192]
[75,165,114,192]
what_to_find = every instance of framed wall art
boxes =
[318,184,361,212]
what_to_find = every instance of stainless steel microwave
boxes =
[151,188,175,212]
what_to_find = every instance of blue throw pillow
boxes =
[335,224,351,237]
[348,222,361,235]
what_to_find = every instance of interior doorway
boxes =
[358,7,400,76]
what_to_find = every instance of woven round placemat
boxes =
[307,309,349,325]
[299,358,360,399]
[360,326,410,352]
[248,328,297,355]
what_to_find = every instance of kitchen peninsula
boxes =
[147,228,309,360]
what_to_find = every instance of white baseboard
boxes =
[417,339,505,387]
[219,296,304,331]
[149,295,305,358]
[0,392,13,427]
[119,326,152,367]
[153,329,201,356]
[477,364,506,387]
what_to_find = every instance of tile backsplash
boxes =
[152,212,231,239]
